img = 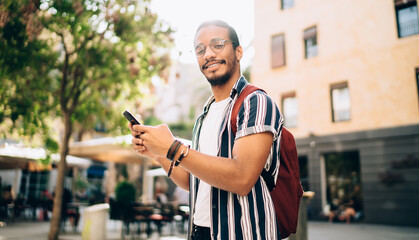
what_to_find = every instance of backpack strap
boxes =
[261,167,276,191]
[230,85,275,191]
[231,84,265,135]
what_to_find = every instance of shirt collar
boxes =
[230,75,249,100]
[202,75,249,113]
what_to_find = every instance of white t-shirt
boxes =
[193,98,229,227]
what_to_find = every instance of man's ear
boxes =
[235,45,243,61]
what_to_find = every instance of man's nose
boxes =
[203,46,217,59]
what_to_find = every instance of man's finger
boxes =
[130,130,139,137]
[132,137,140,145]
[132,124,149,133]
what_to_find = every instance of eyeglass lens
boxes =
[195,38,226,57]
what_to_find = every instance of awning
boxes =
[69,135,150,164]
[87,165,107,178]
[0,155,32,169]
[70,135,192,165]
[0,143,92,170]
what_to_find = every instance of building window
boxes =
[272,34,286,68]
[282,92,298,127]
[281,0,295,10]
[20,170,50,200]
[330,82,351,122]
[304,26,318,59]
[394,0,419,38]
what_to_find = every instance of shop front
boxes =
[297,124,419,226]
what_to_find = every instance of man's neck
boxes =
[211,74,241,102]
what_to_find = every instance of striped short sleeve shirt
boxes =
[188,76,284,240]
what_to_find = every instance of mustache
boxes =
[202,60,226,70]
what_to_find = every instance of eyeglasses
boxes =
[194,38,235,58]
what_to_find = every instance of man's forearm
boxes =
[155,155,190,191]
[173,133,273,196]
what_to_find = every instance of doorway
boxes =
[321,151,363,221]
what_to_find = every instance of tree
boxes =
[0,1,57,140]
[0,1,173,239]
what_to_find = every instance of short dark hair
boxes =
[195,20,240,49]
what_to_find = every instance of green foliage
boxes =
[188,106,196,121]
[243,65,252,83]
[39,154,52,166]
[144,115,162,126]
[74,176,89,192]
[45,136,59,153]
[0,0,174,143]
[115,181,136,203]
[1,2,173,238]
[0,1,58,139]
[169,121,194,140]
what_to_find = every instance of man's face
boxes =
[194,26,242,86]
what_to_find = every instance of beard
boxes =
[206,71,232,86]
[203,59,236,86]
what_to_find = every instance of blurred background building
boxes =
[2,0,418,232]
[253,0,419,226]
[152,61,211,125]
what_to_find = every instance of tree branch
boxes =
[57,31,71,112]
[69,33,94,56]
[60,53,70,112]
[69,66,84,114]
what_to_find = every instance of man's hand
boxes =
[129,123,190,191]
[129,123,175,158]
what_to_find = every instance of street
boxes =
[1,219,418,240]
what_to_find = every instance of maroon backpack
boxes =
[231,85,304,239]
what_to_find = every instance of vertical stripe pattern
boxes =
[188,76,283,240]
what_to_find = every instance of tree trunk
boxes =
[48,111,72,240]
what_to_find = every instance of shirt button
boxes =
[212,204,216,209]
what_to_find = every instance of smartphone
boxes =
[123,110,141,125]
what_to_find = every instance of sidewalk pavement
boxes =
[1,219,418,240]
[0,218,187,240]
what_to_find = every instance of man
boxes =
[130,20,283,240]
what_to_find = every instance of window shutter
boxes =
[272,34,285,68]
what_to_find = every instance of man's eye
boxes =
[195,46,205,55]
[197,49,205,55]
[213,44,224,50]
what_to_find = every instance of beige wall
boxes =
[252,0,419,138]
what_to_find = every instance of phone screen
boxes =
[123,110,141,125]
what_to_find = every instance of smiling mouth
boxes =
[203,60,225,70]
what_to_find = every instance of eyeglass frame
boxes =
[194,38,236,58]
